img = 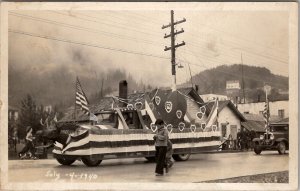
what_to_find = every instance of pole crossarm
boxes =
[164,28,184,38]
[162,18,186,29]
[164,41,186,51]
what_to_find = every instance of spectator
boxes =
[19,126,36,158]
[153,119,168,176]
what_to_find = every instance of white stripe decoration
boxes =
[200,106,206,114]
[150,123,157,132]
[212,125,217,132]
[165,101,173,113]
[149,102,154,110]
[190,124,197,133]
[57,131,223,155]
[127,104,134,110]
[155,96,161,105]
[176,110,183,119]
[184,114,190,123]
[201,123,206,130]
[134,102,143,110]
[166,124,173,134]
[54,141,63,149]
[196,112,204,120]
[54,140,221,156]
[178,122,185,132]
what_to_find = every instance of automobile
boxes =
[252,122,289,155]
[42,106,222,167]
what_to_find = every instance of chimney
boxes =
[119,80,128,107]
[194,85,199,93]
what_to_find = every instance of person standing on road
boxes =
[153,119,168,176]
[19,126,36,158]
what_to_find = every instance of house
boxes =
[8,106,19,121]
[206,100,246,141]
[241,113,282,134]
[238,100,289,119]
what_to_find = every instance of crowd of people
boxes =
[221,129,257,151]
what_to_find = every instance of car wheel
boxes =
[81,157,102,167]
[254,145,262,155]
[172,154,191,161]
[145,157,156,162]
[278,141,286,154]
[56,157,76,165]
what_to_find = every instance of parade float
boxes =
[49,80,222,167]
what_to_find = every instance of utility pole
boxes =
[241,53,245,104]
[100,78,104,98]
[162,10,186,90]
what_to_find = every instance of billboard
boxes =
[226,80,241,90]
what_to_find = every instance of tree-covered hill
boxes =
[182,64,288,102]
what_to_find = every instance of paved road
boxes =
[8,151,288,183]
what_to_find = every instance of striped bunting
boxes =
[75,77,90,115]
[57,129,221,155]
[263,98,270,130]
[206,99,218,128]
[54,141,220,156]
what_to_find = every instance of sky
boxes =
[9,10,289,89]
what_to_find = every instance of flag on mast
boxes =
[75,77,90,115]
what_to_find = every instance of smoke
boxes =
[206,38,220,57]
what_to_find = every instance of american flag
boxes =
[75,77,90,115]
[263,98,270,130]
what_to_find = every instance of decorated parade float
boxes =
[47,79,222,167]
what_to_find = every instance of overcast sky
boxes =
[9,10,289,88]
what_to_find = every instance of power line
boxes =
[185,32,287,65]
[50,11,161,37]
[11,12,287,68]
[10,12,165,47]
[181,42,286,72]
[184,25,287,62]
[90,12,166,40]
[9,29,170,60]
[190,21,286,53]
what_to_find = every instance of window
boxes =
[98,113,116,126]
[244,111,249,114]
[270,125,288,132]
[278,109,285,118]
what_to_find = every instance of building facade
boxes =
[238,100,289,119]
[206,100,245,140]
[200,94,229,102]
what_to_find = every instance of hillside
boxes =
[182,64,288,102]
[8,68,152,109]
